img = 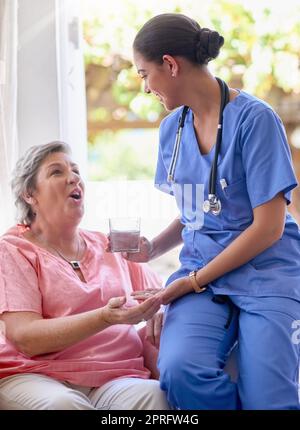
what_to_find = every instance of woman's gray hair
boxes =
[11,141,71,225]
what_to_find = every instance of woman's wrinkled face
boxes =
[29,151,85,226]
[133,51,180,111]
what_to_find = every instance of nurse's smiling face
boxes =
[134,51,182,111]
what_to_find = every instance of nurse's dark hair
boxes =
[133,13,224,65]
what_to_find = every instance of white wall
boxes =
[82,180,178,236]
[82,179,180,283]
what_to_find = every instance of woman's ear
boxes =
[162,54,179,77]
[23,192,36,206]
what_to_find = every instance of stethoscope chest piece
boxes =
[203,194,222,216]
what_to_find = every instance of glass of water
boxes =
[109,217,141,253]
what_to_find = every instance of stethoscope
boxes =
[167,77,229,216]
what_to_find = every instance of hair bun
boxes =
[195,28,224,64]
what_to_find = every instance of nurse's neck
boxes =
[181,66,237,120]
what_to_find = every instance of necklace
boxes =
[49,237,82,270]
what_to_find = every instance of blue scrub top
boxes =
[155,90,300,299]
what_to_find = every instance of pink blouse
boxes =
[0,225,162,387]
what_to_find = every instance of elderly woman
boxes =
[0,141,168,410]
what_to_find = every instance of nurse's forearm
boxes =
[195,224,282,288]
[150,217,184,260]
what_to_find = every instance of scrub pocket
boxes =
[220,178,253,227]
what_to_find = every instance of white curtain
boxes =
[0,0,18,234]
[55,0,88,176]
[17,0,87,175]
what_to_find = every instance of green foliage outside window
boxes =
[81,0,300,180]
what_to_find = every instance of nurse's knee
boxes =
[159,349,187,379]
[159,349,213,385]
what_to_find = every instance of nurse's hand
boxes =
[122,236,153,262]
[132,276,194,305]
[105,235,152,262]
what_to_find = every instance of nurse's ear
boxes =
[162,54,179,78]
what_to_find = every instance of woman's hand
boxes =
[132,276,194,305]
[145,311,164,348]
[106,236,153,263]
[101,294,162,326]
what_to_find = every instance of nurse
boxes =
[128,13,300,409]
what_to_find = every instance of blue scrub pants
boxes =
[158,284,300,410]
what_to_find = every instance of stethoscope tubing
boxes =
[167,77,230,215]
[210,77,229,196]
[167,106,189,183]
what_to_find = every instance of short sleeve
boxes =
[127,261,162,292]
[0,242,42,314]
[241,108,298,208]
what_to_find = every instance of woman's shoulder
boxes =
[79,228,107,248]
[0,224,30,247]
[0,225,40,264]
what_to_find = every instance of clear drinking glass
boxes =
[109,217,141,253]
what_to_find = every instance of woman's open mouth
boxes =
[68,188,82,202]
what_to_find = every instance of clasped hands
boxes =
[131,275,195,306]
[101,276,194,347]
